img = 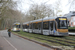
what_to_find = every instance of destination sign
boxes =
[16,24,19,25]
[59,18,66,20]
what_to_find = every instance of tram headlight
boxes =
[14,28,17,30]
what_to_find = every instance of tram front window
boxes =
[58,20,68,29]
[16,25,20,28]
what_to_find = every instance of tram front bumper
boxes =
[13,30,20,32]
[54,32,69,36]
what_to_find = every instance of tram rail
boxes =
[17,32,75,47]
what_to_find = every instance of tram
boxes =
[22,22,29,32]
[22,17,68,36]
[12,22,20,31]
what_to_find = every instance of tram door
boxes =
[49,21,54,35]
[38,22,42,34]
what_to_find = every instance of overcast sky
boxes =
[14,0,72,15]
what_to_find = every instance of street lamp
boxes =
[34,16,36,20]
[32,12,36,20]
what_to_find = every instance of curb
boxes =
[12,32,62,50]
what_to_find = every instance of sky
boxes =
[14,0,72,15]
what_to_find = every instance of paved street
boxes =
[0,30,52,50]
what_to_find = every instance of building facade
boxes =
[64,11,75,27]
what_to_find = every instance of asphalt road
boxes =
[0,30,52,50]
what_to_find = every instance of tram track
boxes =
[35,37,75,47]
[42,37,75,44]
[18,33,75,47]
[35,36,75,45]
[25,33,75,43]
[63,37,75,41]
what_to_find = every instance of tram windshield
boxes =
[14,25,20,28]
[58,18,68,29]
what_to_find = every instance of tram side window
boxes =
[19,25,20,28]
[43,21,49,29]
[33,23,37,29]
[27,25,29,29]
[54,22,56,30]
[30,24,32,29]
[50,21,53,31]
[25,25,27,29]
[35,23,38,29]
[25,25,27,28]
[33,23,35,29]
[25,25,29,29]
[38,22,41,30]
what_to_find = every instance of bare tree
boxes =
[53,0,62,17]
[68,0,75,11]
[3,9,25,29]
[0,0,18,29]
[27,3,53,21]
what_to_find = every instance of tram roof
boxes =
[32,17,57,22]
[43,17,57,20]
[32,19,42,23]
[23,21,30,24]
[23,17,66,24]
